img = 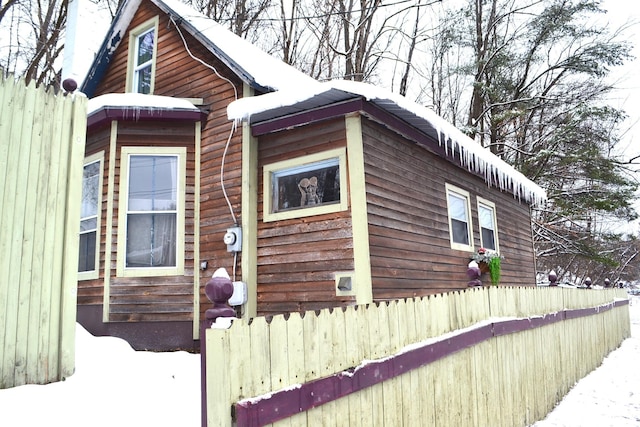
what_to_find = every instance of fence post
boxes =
[201,268,237,427]
[548,270,557,286]
[584,277,592,289]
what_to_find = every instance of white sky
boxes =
[597,0,640,235]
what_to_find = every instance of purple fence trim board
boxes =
[492,312,563,336]
[232,299,629,426]
[234,324,493,426]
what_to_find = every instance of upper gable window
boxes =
[263,148,348,222]
[127,17,159,94]
[445,184,473,252]
[477,197,499,251]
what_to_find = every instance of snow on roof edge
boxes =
[87,93,200,114]
[228,80,547,205]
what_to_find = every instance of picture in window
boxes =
[447,191,470,245]
[126,155,178,268]
[271,158,340,213]
[79,160,100,272]
[478,202,497,250]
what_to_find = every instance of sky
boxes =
[599,0,640,234]
[0,294,637,426]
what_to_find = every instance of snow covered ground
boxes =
[1,295,638,426]
[531,294,640,427]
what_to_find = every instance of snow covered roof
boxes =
[87,93,203,129]
[228,80,547,205]
[80,0,315,96]
[88,93,199,114]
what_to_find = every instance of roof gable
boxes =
[80,0,316,97]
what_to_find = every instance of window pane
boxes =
[136,66,152,94]
[137,30,154,65]
[128,156,177,211]
[81,162,100,219]
[479,205,494,230]
[272,161,340,212]
[126,213,176,267]
[448,193,467,222]
[79,160,100,273]
[481,228,496,250]
[78,231,96,272]
[80,217,97,232]
[451,218,469,245]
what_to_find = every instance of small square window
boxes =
[478,198,499,252]
[445,184,473,251]
[263,148,348,222]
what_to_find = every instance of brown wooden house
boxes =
[73,0,546,350]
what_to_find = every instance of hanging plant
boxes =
[487,256,501,286]
[471,248,503,286]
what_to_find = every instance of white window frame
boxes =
[445,183,474,252]
[78,151,104,280]
[126,17,159,94]
[263,148,348,222]
[116,146,186,277]
[477,197,499,252]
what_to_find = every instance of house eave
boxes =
[244,96,545,205]
[87,106,204,131]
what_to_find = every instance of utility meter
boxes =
[224,226,242,252]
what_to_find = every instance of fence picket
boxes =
[207,288,630,427]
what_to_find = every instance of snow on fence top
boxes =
[228,79,548,205]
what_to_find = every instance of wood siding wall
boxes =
[88,0,245,324]
[1,75,86,388]
[256,119,356,315]
[361,118,536,299]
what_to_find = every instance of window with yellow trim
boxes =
[117,147,186,277]
[263,148,348,222]
[79,151,104,280]
[445,184,474,252]
[127,17,158,94]
[477,197,499,251]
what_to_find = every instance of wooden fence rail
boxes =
[204,287,630,427]
[0,74,86,388]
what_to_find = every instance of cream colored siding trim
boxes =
[345,114,373,304]
[102,122,117,322]
[78,150,104,281]
[262,148,348,222]
[193,123,201,339]
[125,16,159,94]
[116,146,186,277]
[241,84,258,319]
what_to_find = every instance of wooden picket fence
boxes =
[0,73,87,388]
[204,287,630,427]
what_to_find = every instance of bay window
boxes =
[78,152,103,279]
[117,147,185,277]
